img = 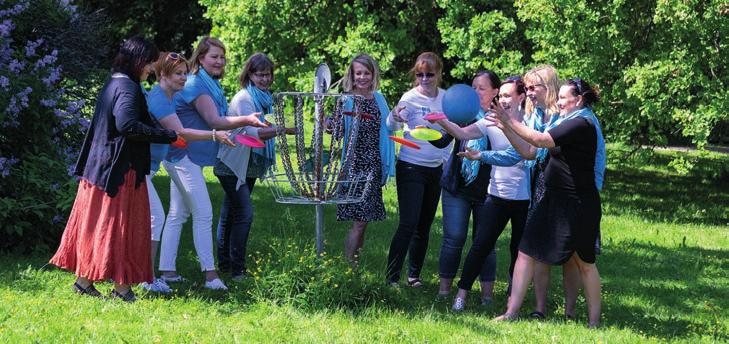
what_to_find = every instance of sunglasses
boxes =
[415,72,435,79]
[505,75,522,82]
[166,52,181,61]
[526,84,544,92]
[252,71,272,79]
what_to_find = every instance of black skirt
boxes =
[519,191,601,265]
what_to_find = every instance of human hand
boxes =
[391,105,407,123]
[456,147,482,161]
[244,112,268,127]
[216,130,235,147]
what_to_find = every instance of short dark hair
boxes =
[502,75,526,108]
[238,53,275,88]
[473,70,501,90]
[111,36,159,82]
[565,78,600,107]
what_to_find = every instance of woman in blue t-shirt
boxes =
[143,52,237,293]
[157,37,266,291]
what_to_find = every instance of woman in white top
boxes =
[434,77,531,311]
[384,52,452,287]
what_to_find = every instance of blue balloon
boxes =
[442,84,480,125]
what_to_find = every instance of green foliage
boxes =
[0,0,105,253]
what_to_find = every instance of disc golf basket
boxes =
[263,64,373,257]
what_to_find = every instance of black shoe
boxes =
[72,282,103,298]
[110,289,137,303]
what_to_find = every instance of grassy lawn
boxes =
[0,144,727,343]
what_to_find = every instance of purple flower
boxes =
[52,214,64,224]
[0,19,13,37]
[40,99,57,107]
[8,59,25,73]
[24,38,43,57]
[0,157,19,178]
[0,75,8,89]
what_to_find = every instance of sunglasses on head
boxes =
[166,52,181,61]
[505,75,522,82]
[415,72,435,79]
[569,78,584,94]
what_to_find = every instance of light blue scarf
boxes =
[541,107,606,190]
[246,84,275,165]
[197,68,228,117]
[460,109,489,185]
[342,92,396,185]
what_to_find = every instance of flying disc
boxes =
[389,135,420,149]
[410,127,442,141]
[342,111,374,120]
[423,112,447,121]
[235,134,265,148]
[171,136,188,149]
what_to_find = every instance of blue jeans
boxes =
[457,194,529,291]
[385,161,442,282]
[439,189,496,282]
[215,176,256,276]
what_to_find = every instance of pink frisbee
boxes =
[423,112,447,121]
[235,134,265,148]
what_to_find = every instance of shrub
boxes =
[0,0,107,253]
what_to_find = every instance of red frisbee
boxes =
[171,136,188,149]
[235,134,265,148]
[423,112,447,121]
[342,111,374,120]
[389,135,420,149]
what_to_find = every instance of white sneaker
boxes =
[204,278,228,291]
[141,278,172,293]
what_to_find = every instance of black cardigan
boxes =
[74,76,176,197]
[430,131,492,203]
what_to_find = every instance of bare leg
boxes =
[496,251,536,320]
[533,262,551,314]
[345,221,368,264]
[439,277,453,295]
[570,253,601,327]
[563,257,582,318]
[480,281,494,301]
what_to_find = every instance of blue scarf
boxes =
[197,68,228,117]
[460,109,489,185]
[531,107,560,165]
[540,107,607,190]
[342,92,396,185]
[246,84,275,164]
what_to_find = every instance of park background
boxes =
[0,0,727,342]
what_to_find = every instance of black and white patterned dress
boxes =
[336,97,386,222]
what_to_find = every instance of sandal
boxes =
[407,278,423,288]
[72,282,103,298]
[110,289,137,303]
[528,311,546,321]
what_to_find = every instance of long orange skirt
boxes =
[50,169,152,285]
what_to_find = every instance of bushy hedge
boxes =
[0,0,107,253]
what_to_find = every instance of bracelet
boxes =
[212,129,217,142]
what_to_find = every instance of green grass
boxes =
[1,145,727,343]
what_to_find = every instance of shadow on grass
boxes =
[602,149,728,226]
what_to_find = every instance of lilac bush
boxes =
[0,0,96,252]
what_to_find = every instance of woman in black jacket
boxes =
[50,37,177,302]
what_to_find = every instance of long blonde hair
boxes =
[523,64,559,116]
[342,53,380,94]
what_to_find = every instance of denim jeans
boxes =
[439,189,496,282]
[457,194,529,291]
[216,176,256,276]
[159,156,215,272]
[385,160,442,282]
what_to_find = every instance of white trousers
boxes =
[158,156,215,272]
[147,174,165,242]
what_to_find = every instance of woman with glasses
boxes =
[490,78,605,328]
[214,53,296,280]
[50,37,177,302]
[520,65,582,320]
[141,52,237,293]
[157,37,266,291]
[334,54,396,264]
[384,52,452,286]
[433,76,531,311]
